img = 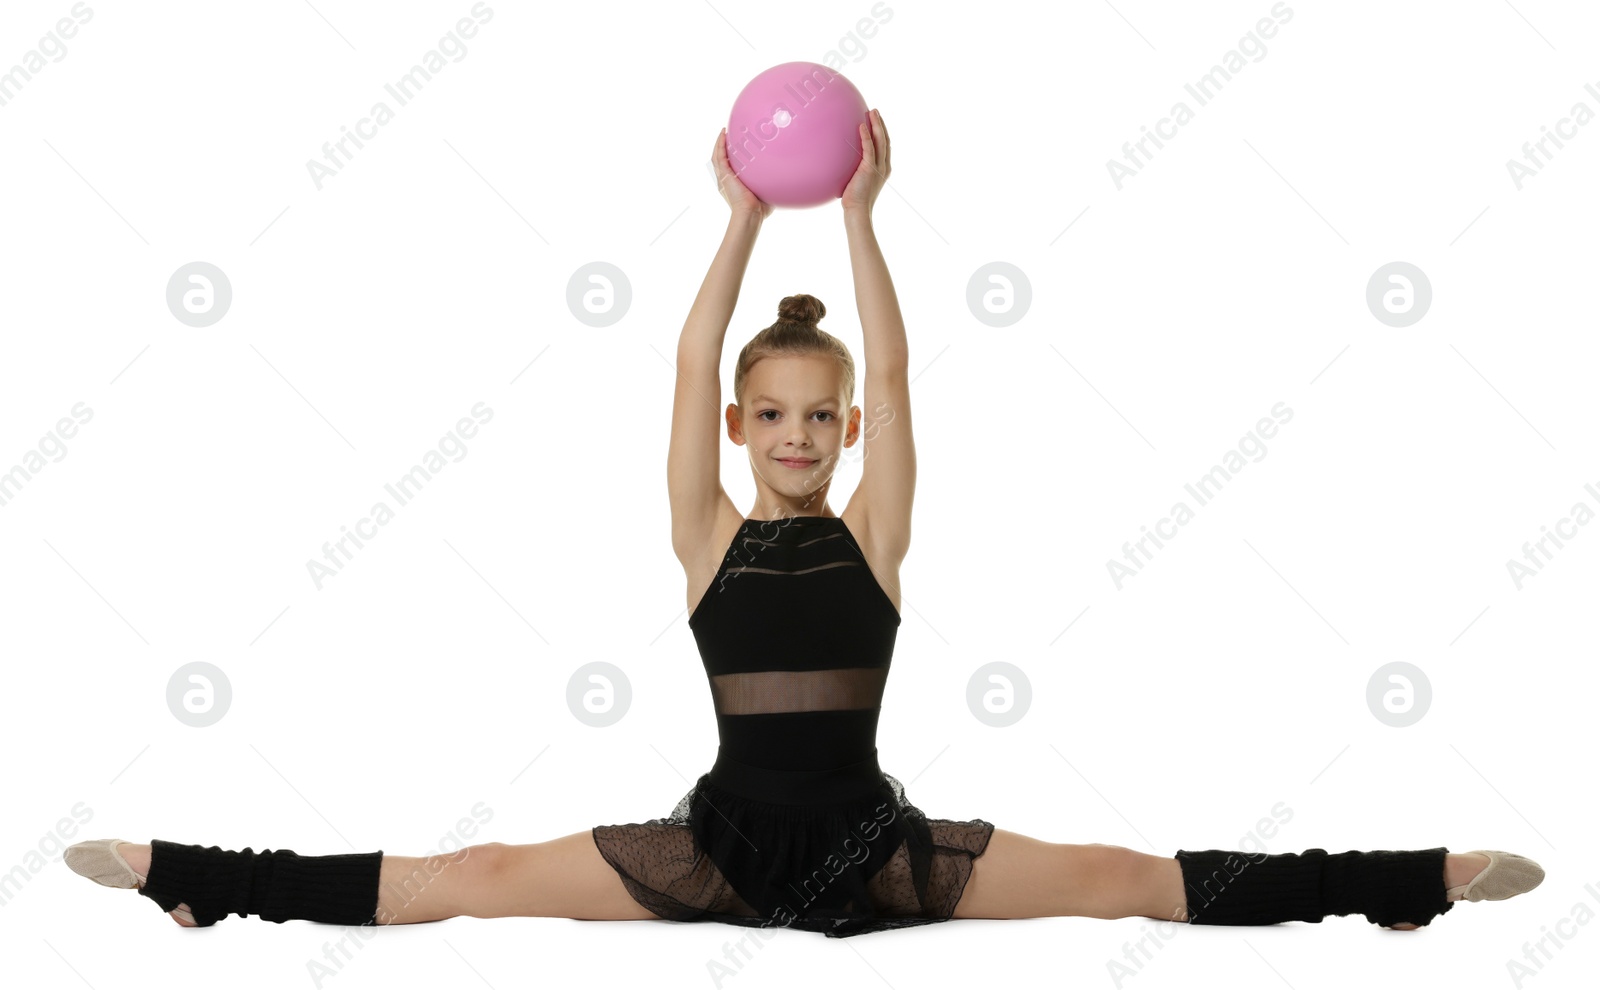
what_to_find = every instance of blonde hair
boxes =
[732,293,856,409]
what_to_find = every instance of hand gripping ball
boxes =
[725,62,870,209]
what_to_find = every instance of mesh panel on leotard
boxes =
[708,667,890,715]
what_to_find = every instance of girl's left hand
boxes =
[841,108,890,217]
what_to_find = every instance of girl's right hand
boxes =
[711,128,773,220]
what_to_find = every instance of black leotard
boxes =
[592,513,992,937]
[689,515,900,773]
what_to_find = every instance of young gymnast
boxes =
[67,108,1543,936]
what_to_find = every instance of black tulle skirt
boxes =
[592,749,994,938]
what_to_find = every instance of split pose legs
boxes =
[73,829,1534,930]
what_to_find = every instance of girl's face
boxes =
[729,354,860,498]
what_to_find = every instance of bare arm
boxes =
[845,211,910,373]
[842,110,913,562]
[669,131,771,562]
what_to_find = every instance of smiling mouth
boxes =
[777,457,816,468]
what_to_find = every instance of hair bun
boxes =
[777,293,825,326]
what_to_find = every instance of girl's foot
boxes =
[1386,852,1493,930]
[113,843,198,927]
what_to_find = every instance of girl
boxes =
[68,109,1541,937]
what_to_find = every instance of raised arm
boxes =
[668,129,772,563]
[842,109,913,563]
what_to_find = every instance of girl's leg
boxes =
[952,828,1485,927]
[380,832,661,924]
[117,832,662,926]
[952,829,1187,922]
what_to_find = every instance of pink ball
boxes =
[725,62,870,209]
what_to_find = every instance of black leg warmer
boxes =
[137,839,385,927]
[1175,846,1455,928]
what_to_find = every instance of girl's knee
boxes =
[457,841,511,873]
[1073,843,1144,885]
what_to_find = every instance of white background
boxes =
[2,1,1596,987]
